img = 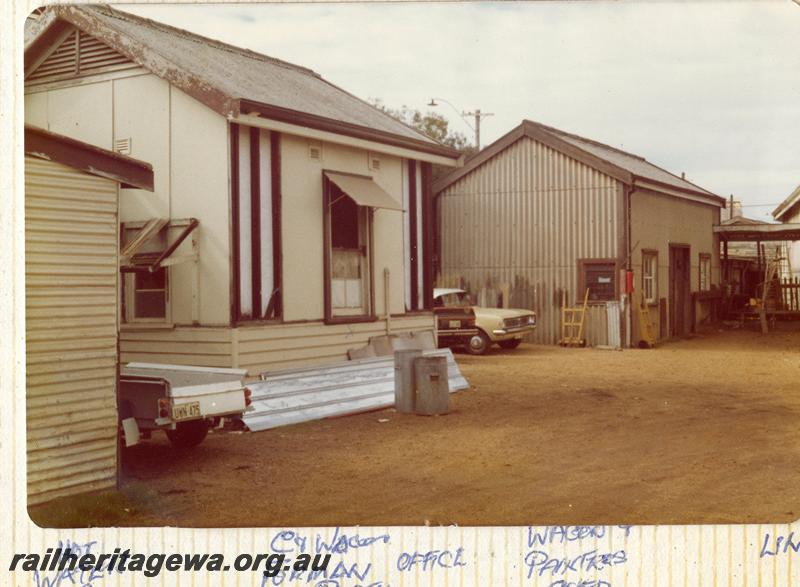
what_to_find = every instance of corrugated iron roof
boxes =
[26,5,458,158]
[434,119,723,205]
[533,120,718,197]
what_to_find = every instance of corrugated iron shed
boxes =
[25,128,152,505]
[437,134,621,345]
[435,119,723,346]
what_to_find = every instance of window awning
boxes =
[120,218,199,273]
[325,171,403,211]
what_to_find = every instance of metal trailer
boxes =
[119,363,250,448]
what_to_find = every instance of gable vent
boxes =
[27,29,137,85]
[114,138,132,155]
[27,30,78,82]
[308,142,323,161]
[368,153,381,171]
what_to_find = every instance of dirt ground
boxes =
[109,326,800,527]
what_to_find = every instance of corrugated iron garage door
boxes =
[25,155,120,505]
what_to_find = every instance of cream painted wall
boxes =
[42,83,114,150]
[169,88,230,325]
[783,207,800,278]
[25,74,231,326]
[114,74,170,221]
[25,72,417,330]
[280,135,408,321]
[630,189,721,339]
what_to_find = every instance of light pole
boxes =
[427,98,493,150]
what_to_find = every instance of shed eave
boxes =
[714,222,800,242]
[633,178,724,208]
[238,99,460,162]
[772,184,800,221]
[25,124,154,190]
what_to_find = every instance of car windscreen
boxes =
[435,292,472,307]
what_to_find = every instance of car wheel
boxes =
[465,330,491,355]
[166,420,209,449]
[498,338,522,350]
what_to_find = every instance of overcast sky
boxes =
[124,1,800,220]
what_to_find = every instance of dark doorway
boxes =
[669,245,691,337]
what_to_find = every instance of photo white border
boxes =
[2,1,798,585]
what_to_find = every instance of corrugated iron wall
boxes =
[25,157,119,505]
[437,136,622,345]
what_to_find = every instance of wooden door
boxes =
[669,245,691,337]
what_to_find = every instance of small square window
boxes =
[580,260,617,302]
[134,269,167,319]
[122,224,169,322]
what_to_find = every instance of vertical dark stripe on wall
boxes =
[270,132,283,318]
[421,162,433,310]
[249,126,262,319]
[230,123,241,323]
[408,160,419,310]
[368,208,376,317]
[322,173,332,323]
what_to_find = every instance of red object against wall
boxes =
[624,270,635,294]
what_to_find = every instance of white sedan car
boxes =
[433,288,537,355]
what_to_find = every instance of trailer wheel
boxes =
[166,420,209,448]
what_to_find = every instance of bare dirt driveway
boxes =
[119,327,800,527]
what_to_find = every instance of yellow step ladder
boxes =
[638,293,656,348]
[559,288,589,347]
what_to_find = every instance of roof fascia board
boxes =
[25,125,154,190]
[46,7,240,117]
[433,121,635,195]
[714,223,800,242]
[236,114,461,167]
[772,185,800,221]
[521,122,634,185]
[25,67,150,94]
[238,100,460,161]
[634,176,724,203]
[634,179,724,208]
[714,223,800,234]
[433,124,528,193]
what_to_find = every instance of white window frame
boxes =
[699,254,711,291]
[121,224,169,324]
[642,250,658,304]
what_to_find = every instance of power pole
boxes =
[462,109,494,150]
[428,99,493,150]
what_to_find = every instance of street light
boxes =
[428,98,493,150]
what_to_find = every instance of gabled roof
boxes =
[434,119,724,206]
[772,184,800,221]
[25,124,154,190]
[25,5,459,160]
[721,215,769,226]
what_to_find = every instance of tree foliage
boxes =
[370,99,477,158]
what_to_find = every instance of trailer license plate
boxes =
[449,320,461,328]
[172,402,201,421]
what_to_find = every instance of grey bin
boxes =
[394,349,422,414]
[413,355,450,416]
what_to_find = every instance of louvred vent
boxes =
[27,29,136,84]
